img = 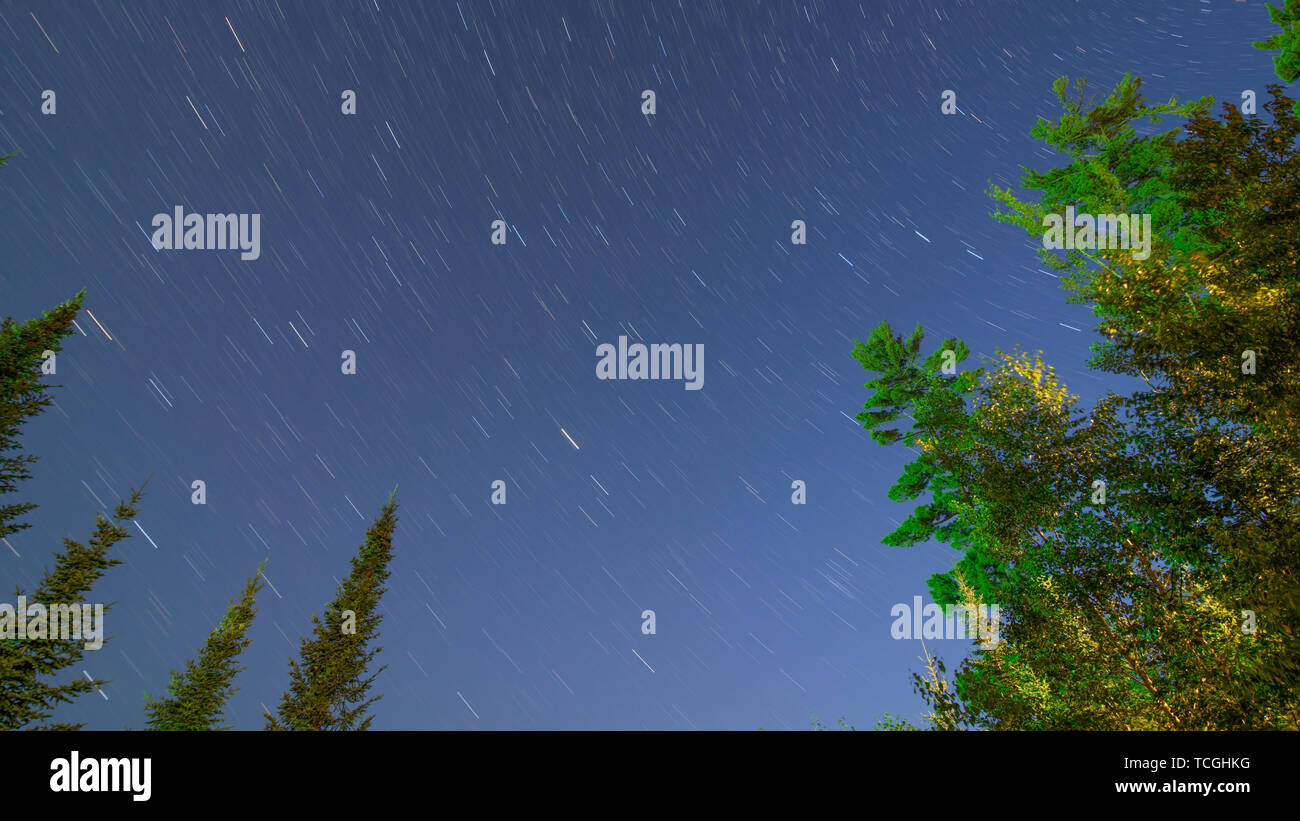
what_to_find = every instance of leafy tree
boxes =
[266,492,398,730]
[986,72,1213,282]
[1255,0,1300,112]
[857,327,1294,728]
[987,73,1300,704]
[851,321,991,605]
[854,10,1300,727]
[144,562,267,730]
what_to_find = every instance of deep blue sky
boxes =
[0,0,1284,729]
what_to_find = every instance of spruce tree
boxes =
[266,492,398,730]
[144,562,267,730]
[0,282,150,728]
[0,490,142,729]
[1,291,85,541]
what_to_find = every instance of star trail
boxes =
[0,0,1282,730]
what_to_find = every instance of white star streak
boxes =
[225,17,246,52]
[457,691,480,719]
[84,309,113,340]
[552,670,575,695]
[259,571,282,599]
[83,670,108,700]
[133,521,160,550]
[631,648,655,673]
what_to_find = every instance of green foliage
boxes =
[871,713,919,731]
[144,562,267,730]
[1,150,414,733]
[810,713,856,731]
[0,489,142,730]
[858,328,1296,727]
[0,286,151,729]
[1255,0,1300,112]
[1,292,86,541]
[987,73,1213,283]
[852,322,1000,604]
[266,497,398,730]
[858,23,1300,726]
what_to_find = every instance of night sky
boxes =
[0,0,1282,730]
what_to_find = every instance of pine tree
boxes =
[0,281,151,728]
[266,492,398,730]
[0,489,142,729]
[1,291,85,541]
[144,561,267,730]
